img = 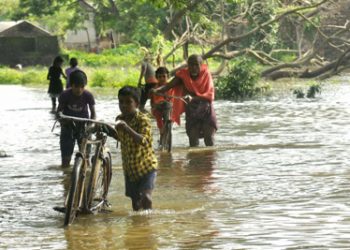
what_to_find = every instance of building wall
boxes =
[64,13,97,51]
[0,21,59,66]
[0,36,59,66]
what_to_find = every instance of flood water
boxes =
[2,78,350,249]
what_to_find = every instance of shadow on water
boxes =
[183,149,217,192]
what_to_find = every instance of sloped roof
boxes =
[0,20,52,36]
[0,21,17,33]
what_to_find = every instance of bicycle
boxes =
[156,101,173,152]
[153,93,187,153]
[54,113,119,226]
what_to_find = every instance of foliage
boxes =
[0,68,22,84]
[0,0,19,20]
[0,65,139,88]
[88,67,138,88]
[112,2,167,46]
[0,67,46,85]
[64,44,140,67]
[293,88,305,98]
[21,68,47,84]
[215,58,260,100]
[306,83,321,98]
[274,52,297,63]
[240,1,279,52]
[292,82,321,98]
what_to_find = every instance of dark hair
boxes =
[118,86,140,103]
[53,56,64,67]
[155,66,169,77]
[188,54,203,65]
[70,70,87,87]
[69,57,78,67]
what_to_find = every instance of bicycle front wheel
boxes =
[87,151,112,211]
[64,154,84,226]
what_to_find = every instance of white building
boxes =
[64,1,98,51]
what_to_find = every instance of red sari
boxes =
[171,64,217,131]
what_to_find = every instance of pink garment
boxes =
[65,67,80,89]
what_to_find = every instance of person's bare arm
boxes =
[152,76,182,93]
[116,120,144,144]
[105,124,119,140]
[185,95,208,103]
[60,68,67,79]
[89,105,96,120]
[138,64,146,86]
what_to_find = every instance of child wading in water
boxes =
[151,67,173,146]
[65,57,80,89]
[47,56,66,112]
[56,70,96,168]
[138,55,157,113]
[108,86,158,211]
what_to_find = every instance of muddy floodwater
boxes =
[2,78,350,249]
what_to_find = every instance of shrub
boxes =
[215,58,260,100]
[89,67,139,88]
[21,69,47,85]
[292,82,321,99]
[0,68,22,84]
[0,67,47,85]
[63,44,141,67]
[306,83,321,98]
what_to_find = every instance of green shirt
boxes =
[116,111,158,181]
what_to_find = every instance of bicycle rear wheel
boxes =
[64,155,83,226]
[87,151,112,211]
[162,121,172,152]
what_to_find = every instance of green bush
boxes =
[0,68,22,84]
[306,83,321,98]
[89,67,139,88]
[292,82,321,98]
[215,58,260,100]
[0,68,48,85]
[21,69,47,85]
[63,44,141,67]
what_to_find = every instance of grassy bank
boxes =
[0,66,139,88]
[0,42,221,87]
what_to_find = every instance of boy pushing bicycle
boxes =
[56,70,96,168]
[151,67,173,146]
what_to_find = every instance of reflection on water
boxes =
[2,80,350,248]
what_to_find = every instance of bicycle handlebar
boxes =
[152,92,188,104]
[58,112,121,127]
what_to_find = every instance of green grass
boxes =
[0,66,139,88]
[0,67,47,85]
[0,42,221,87]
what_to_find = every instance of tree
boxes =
[13,0,350,80]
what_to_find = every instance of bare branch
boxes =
[203,0,330,59]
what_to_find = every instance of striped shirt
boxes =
[116,111,158,181]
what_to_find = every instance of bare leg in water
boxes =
[203,123,215,146]
[187,124,200,147]
[132,190,153,211]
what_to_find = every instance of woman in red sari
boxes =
[152,54,217,147]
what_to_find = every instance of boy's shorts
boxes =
[125,170,157,200]
[60,122,84,158]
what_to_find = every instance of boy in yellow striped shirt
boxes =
[109,86,158,211]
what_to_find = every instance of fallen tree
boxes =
[163,0,350,81]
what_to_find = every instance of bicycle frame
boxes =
[63,124,107,213]
[56,113,116,226]
[154,101,173,152]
